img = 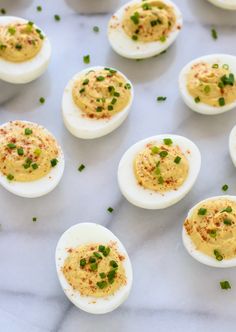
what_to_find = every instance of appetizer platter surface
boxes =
[1,0,236,331]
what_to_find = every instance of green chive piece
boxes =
[96,76,105,81]
[107,269,116,283]
[219,97,225,106]
[159,151,168,158]
[220,281,231,290]
[107,207,113,213]
[99,272,106,279]
[90,262,98,271]
[32,217,37,222]
[32,163,38,170]
[97,281,107,289]
[211,28,218,40]
[17,148,24,156]
[111,98,117,105]
[34,148,41,156]
[83,55,90,64]
[212,64,219,69]
[93,252,102,259]
[78,164,85,172]
[220,73,234,86]
[160,35,166,42]
[54,14,61,21]
[158,176,164,184]
[157,96,167,102]
[124,83,131,90]
[142,3,152,10]
[51,159,58,167]
[132,35,138,41]
[8,27,16,35]
[39,97,45,104]
[223,219,232,225]
[209,229,217,238]
[80,258,86,267]
[198,208,207,216]
[108,105,113,111]
[204,85,210,93]
[93,26,99,33]
[130,12,139,25]
[221,206,232,213]
[174,156,181,164]
[114,92,120,97]
[79,88,85,94]
[7,174,14,181]
[194,96,200,103]
[96,106,103,112]
[163,138,173,146]
[110,260,118,268]
[103,247,110,257]
[83,79,89,85]
[37,6,42,11]
[7,143,16,149]
[15,44,22,50]
[214,249,223,261]
[222,184,228,192]
[89,256,96,263]
[98,245,105,253]
[151,146,159,154]
[25,128,33,135]
[223,64,229,70]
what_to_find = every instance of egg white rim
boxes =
[182,195,236,268]
[108,0,183,59]
[207,0,236,10]
[118,134,201,210]
[62,66,134,139]
[55,222,133,314]
[179,54,236,115]
[0,16,51,84]
[0,120,65,198]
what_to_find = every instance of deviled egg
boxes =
[108,0,183,59]
[207,0,236,10]
[229,124,236,167]
[118,134,201,209]
[55,223,133,314]
[0,120,64,198]
[0,16,51,83]
[62,66,133,139]
[183,196,236,268]
[179,54,236,115]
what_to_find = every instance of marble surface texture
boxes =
[1,0,236,331]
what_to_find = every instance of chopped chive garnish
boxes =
[50,159,58,167]
[83,55,90,64]
[155,167,161,175]
[96,76,105,81]
[223,64,229,70]
[212,64,219,69]
[98,245,105,252]
[93,26,99,33]
[220,281,231,290]
[157,96,167,102]
[158,176,164,184]
[32,217,37,222]
[110,260,118,268]
[34,148,41,156]
[132,34,138,41]
[198,208,207,216]
[32,163,38,170]
[108,86,115,94]
[80,258,86,267]
[7,174,14,181]
[54,14,61,21]
[114,92,120,97]
[7,143,16,149]
[97,281,107,289]
[130,12,139,25]
[220,73,234,86]
[83,78,89,85]
[103,247,110,257]
[25,128,32,135]
[151,146,159,154]
[96,106,103,112]
[78,164,85,172]
[194,96,200,103]
[107,207,113,213]
[39,97,45,104]
[89,256,96,263]
[223,219,232,225]
[219,97,225,106]
[108,105,113,111]
[159,151,168,158]
[174,156,181,164]
[111,98,117,105]
[107,269,116,283]
[17,148,24,156]
[160,35,166,42]
[93,252,102,259]
[211,28,218,40]
[90,262,98,271]
[8,27,16,35]
[209,229,217,238]
[204,85,210,93]
[99,272,106,279]
[142,3,152,10]
[15,44,22,50]
[79,88,85,93]
[221,206,232,213]
[163,138,173,146]
[214,249,223,261]
[222,184,228,192]
[124,83,131,90]
[37,5,42,11]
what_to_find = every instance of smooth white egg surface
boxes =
[62,66,133,139]
[0,121,64,198]
[182,195,236,268]
[229,124,236,167]
[108,0,183,59]
[118,134,201,210]
[0,16,51,84]
[55,222,133,314]
[207,0,236,10]
[179,54,236,115]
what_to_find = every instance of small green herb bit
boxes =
[222,184,228,192]
[157,96,167,102]
[209,229,217,238]
[151,146,159,154]
[124,83,131,90]
[96,106,103,112]
[8,27,16,35]
[15,44,22,50]
[213,249,223,261]
[80,258,86,267]
[223,219,232,225]
[96,76,105,81]
[25,128,33,135]
[93,252,102,259]
[130,11,139,25]
[221,206,232,213]
[194,96,200,103]
[218,97,225,106]
[90,262,98,271]
[174,156,181,164]
[107,269,116,283]
[83,55,90,64]
[17,148,24,156]
[211,28,218,40]
[93,26,99,33]
[159,150,168,158]
[98,245,105,253]
[204,85,210,93]
[107,207,114,213]
[54,14,61,21]
[7,174,14,181]
[99,272,106,279]
[7,143,16,149]
[198,208,207,216]
[103,246,110,257]
[212,64,219,69]
[110,260,118,268]
[78,164,85,172]
[158,176,164,184]
[83,78,89,85]
[97,281,107,289]
[163,138,173,146]
[89,256,96,263]
[132,34,138,41]
[39,97,45,104]
[160,35,166,42]
[220,280,231,290]
[37,6,42,12]
[51,159,58,167]
[32,163,38,170]
[32,217,37,222]
[108,105,113,111]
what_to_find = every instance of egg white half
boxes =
[0,16,51,84]
[229,124,236,167]
[108,0,183,59]
[207,0,236,10]
[182,195,236,268]
[55,222,133,314]
[62,66,134,139]
[179,54,236,115]
[118,134,201,210]
[0,121,65,198]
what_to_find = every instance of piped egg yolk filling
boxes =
[187,62,236,107]
[184,199,236,261]
[72,68,132,119]
[134,139,189,192]
[62,243,127,298]
[0,21,43,62]
[0,121,59,182]
[122,0,176,43]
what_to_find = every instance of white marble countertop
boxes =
[1,0,236,331]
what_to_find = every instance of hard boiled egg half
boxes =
[207,0,236,10]
[55,223,133,314]
[0,120,64,198]
[183,195,236,268]
[0,16,51,84]
[108,0,183,59]
[179,54,236,115]
[118,134,201,209]
[62,66,133,139]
